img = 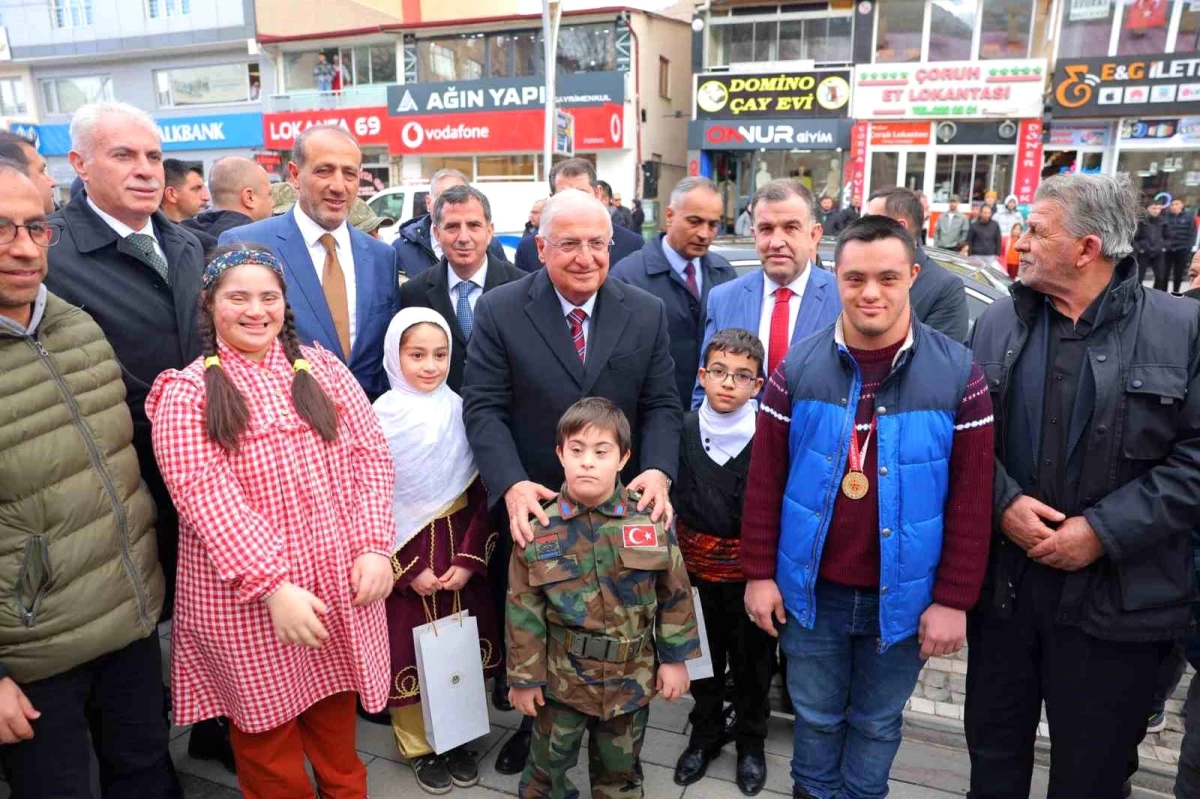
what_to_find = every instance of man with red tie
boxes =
[692,180,841,408]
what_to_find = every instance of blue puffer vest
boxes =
[776,320,973,648]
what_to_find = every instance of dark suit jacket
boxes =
[912,247,969,342]
[462,270,683,507]
[219,212,401,398]
[610,234,737,404]
[398,254,527,392]
[513,224,645,273]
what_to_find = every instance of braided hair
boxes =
[200,245,340,451]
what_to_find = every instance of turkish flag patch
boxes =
[622,524,659,548]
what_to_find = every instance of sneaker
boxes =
[1147,710,1168,734]
[444,746,479,788]
[409,754,452,795]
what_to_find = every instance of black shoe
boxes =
[355,698,391,725]
[631,757,644,786]
[409,754,453,795]
[674,746,718,786]
[495,730,531,775]
[187,717,237,774]
[492,675,513,712]
[445,745,479,788]
[737,750,767,796]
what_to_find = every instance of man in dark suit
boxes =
[462,189,682,774]
[611,176,736,404]
[220,125,401,399]
[866,186,968,342]
[399,184,525,392]
[513,158,644,272]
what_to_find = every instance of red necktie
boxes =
[767,287,793,377]
[683,262,699,300]
[567,308,588,362]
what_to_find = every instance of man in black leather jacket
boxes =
[964,173,1200,799]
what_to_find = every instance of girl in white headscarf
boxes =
[373,307,501,794]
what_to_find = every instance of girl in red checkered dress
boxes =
[147,247,395,799]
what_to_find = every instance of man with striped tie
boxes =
[398,184,525,392]
[462,188,682,775]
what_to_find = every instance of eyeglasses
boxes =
[0,219,59,248]
[545,237,613,256]
[705,366,757,387]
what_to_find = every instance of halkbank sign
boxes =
[13,112,264,156]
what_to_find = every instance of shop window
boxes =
[1118,0,1171,55]
[153,63,258,107]
[904,152,927,192]
[0,78,27,116]
[40,75,112,115]
[1057,1,1113,59]
[979,0,1031,58]
[1119,151,1200,207]
[875,0,925,62]
[1178,7,1200,53]
[422,157,475,180]
[870,152,901,196]
[933,153,1013,203]
[929,1,976,61]
[478,155,537,181]
[557,23,617,73]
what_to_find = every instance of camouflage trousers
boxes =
[518,700,649,799]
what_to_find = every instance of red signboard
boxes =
[1014,119,1044,205]
[869,121,932,147]
[847,121,868,205]
[263,104,624,155]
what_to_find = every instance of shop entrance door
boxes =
[867,152,927,198]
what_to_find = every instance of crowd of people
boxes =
[4,98,1200,799]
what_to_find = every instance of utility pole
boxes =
[542,0,563,182]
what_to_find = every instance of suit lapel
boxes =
[792,268,828,343]
[428,261,467,349]
[741,273,763,334]
[525,271,585,386]
[156,215,200,361]
[277,215,340,352]
[349,228,375,360]
[582,281,631,394]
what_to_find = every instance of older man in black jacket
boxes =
[965,173,1200,799]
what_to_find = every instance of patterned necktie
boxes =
[567,308,588,363]
[318,233,352,360]
[455,280,475,339]
[767,287,794,377]
[683,262,700,300]
[126,233,169,282]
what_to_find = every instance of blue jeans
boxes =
[778,581,924,799]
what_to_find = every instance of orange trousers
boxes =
[228,691,366,799]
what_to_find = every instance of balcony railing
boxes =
[265,85,390,113]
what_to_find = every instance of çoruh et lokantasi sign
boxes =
[852,59,1047,120]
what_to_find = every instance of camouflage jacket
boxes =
[506,483,701,720]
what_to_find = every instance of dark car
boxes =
[711,236,1012,330]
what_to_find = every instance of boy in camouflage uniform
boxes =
[507,397,701,799]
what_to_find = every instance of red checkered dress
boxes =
[148,340,395,734]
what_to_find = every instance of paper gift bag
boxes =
[412,605,491,754]
[686,587,714,681]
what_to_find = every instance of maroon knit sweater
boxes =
[739,343,995,611]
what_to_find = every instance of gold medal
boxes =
[841,471,870,500]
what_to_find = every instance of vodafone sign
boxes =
[263,104,624,155]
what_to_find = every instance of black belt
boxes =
[549,626,648,663]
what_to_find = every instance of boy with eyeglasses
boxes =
[671,328,773,796]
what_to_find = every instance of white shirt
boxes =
[555,288,598,351]
[87,197,166,263]
[293,204,358,346]
[432,236,444,261]
[758,264,813,351]
[447,257,489,314]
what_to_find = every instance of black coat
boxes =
[398,255,527,393]
[912,247,969,342]
[1165,209,1198,252]
[513,224,645,273]
[182,208,253,257]
[45,193,205,618]
[967,218,1002,256]
[609,234,737,403]
[828,205,859,237]
[462,270,683,507]
[1135,215,1166,256]
[392,214,508,280]
[970,256,1200,641]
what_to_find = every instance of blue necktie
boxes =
[456,281,475,338]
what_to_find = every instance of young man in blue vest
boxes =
[741,215,994,799]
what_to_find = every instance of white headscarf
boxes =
[373,308,478,551]
[697,397,758,466]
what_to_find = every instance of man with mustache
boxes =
[398,184,525,392]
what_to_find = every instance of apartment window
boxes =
[557,23,617,73]
[348,45,398,85]
[51,0,93,28]
[41,75,112,115]
[146,0,190,18]
[0,79,27,116]
[658,57,670,99]
[875,0,925,62]
[418,25,610,82]
[929,1,976,61]
[154,63,259,107]
[979,0,1032,58]
[1118,0,1171,55]
[708,4,853,66]
[1178,6,1200,53]
[418,36,484,82]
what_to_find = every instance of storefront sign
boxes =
[1052,55,1200,117]
[1047,122,1110,147]
[1120,118,1180,140]
[845,121,868,206]
[687,118,851,150]
[18,112,265,156]
[265,107,393,150]
[387,72,624,116]
[868,121,931,146]
[1069,0,1111,20]
[692,70,851,119]
[852,59,1047,120]
[1014,119,1044,204]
